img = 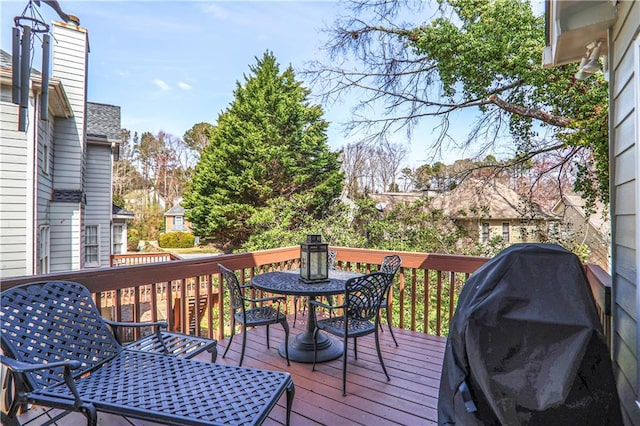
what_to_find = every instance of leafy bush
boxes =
[127,228,140,251]
[158,231,195,248]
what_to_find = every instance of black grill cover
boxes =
[438,244,622,425]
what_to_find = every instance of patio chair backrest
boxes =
[380,254,402,276]
[219,264,245,312]
[0,281,122,390]
[328,249,337,270]
[345,272,392,322]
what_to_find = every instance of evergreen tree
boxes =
[183,52,343,251]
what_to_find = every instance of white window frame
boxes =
[481,222,490,243]
[38,225,50,274]
[501,222,510,242]
[112,224,124,255]
[42,142,50,175]
[174,215,184,226]
[84,224,100,267]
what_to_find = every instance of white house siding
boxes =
[0,94,28,278]
[51,22,87,190]
[49,203,82,272]
[48,21,88,272]
[36,114,55,273]
[85,143,112,267]
[610,1,640,423]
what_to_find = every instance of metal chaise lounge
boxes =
[0,281,294,426]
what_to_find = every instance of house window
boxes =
[113,224,123,255]
[85,225,100,267]
[42,143,50,175]
[38,225,50,274]
[502,222,510,242]
[174,215,184,226]
[481,223,490,243]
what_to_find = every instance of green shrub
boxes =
[127,228,140,251]
[158,231,195,248]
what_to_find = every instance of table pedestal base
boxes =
[279,331,343,363]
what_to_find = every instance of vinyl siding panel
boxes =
[610,1,640,422]
[0,100,28,278]
[615,112,635,156]
[51,22,87,190]
[85,144,112,267]
[616,181,637,216]
[49,203,82,272]
[615,146,637,185]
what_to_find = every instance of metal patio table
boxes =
[251,270,361,363]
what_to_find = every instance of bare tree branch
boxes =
[487,94,572,128]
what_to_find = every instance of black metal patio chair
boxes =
[378,254,402,346]
[219,264,290,367]
[310,271,393,395]
[0,280,294,426]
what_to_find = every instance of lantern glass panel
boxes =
[300,235,328,282]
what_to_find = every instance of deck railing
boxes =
[0,247,611,346]
[111,252,182,266]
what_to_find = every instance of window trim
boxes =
[481,222,490,243]
[42,142,50,175]
[112,224,124,255]
[501,222,510,242]
[38,225,50,274]
[84,224,100,267]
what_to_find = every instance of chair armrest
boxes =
[104,319,168,330]
[104,319,168,345]
[309,299,346,311]
[0,355,81,373]
[245,296,286,304]
[1,355,86,407]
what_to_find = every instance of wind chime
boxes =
[11,0,78,131]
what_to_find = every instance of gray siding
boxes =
[85,144,113,267]
[51,23,87,190]
[49,203,82,272]
[610,1,640,423]
[48,22,88,272]
[36,112,55,274]
[0,96,29,278]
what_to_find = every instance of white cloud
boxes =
[177,81,192,91]
[202,4,229,20]
[153,79,170,91]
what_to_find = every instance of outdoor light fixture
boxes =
[300,234,329,283]
[575,40,603,80]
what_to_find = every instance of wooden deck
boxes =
[15,316,446,425]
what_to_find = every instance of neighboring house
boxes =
[544,1,639,422]
[124,188,166,211]
[428,179,555,244]
[551,194,611,271]
[0,18,120,278]
[369,191,428,212]
[86,102,125,260]
[164,199,192,233]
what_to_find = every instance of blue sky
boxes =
[2,0,543,166]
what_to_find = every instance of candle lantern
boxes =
[300,234,329,283]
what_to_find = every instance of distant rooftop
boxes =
[86,102,121,142]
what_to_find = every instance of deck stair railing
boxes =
[0,246,611,349]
